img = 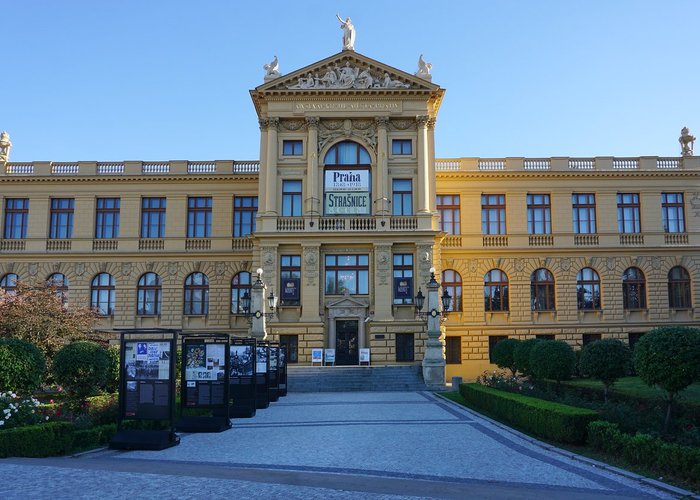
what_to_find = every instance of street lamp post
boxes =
[245,268,277,340]
[415,267,451,388]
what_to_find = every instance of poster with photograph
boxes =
[256,345,268,374]
[122,340,173,419]
[279,347,286,368]
[125,341,170,381]
[230,344,254,377]
[269,346,278,371]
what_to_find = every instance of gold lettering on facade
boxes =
[294,102,401,112]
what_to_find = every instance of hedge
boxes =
[588,421,700,481]
[459,383,598,444]
[0,421,116,458]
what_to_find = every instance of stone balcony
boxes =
[1,160,260,176]
[435,156,700,172]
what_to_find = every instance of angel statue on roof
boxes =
[336,14,355,51]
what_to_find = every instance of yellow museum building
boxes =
[0,46,698,383]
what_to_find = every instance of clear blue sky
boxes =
[3,1,699,162]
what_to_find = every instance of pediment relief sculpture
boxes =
[287,61,410,90]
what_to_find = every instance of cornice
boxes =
[435,170,700,180]
[0,174,259,184]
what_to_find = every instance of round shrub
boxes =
[513,338,542,376]
[530,340,576,383]
[103,344,120,393]
[491,338,520,376]
[579,339,631,398]
[0,338,45,394]
[633,327,700,394]
[52,341,110,412]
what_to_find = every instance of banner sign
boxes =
[123,341,171,419]
[324,169,371,215]
[324,348,336,364]
[311,348,323,364]
[393,277,413,301]
[359,348,371,365]
[183,342,226,407]
[282,278,300,302]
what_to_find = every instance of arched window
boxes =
[184,272,209,315]
[0,273,19,296]
[137,272,161,316]
[323,141,372,217]
[324,141,371,165]
[530,268,555,311]
[441,270,462,312]
[668,266,691,309]
[47,273,69,304]
[231,272,252,314]
[91,273,115,316]
[576,268,601,310]
[484,269,509,312]
[622,267,646,310]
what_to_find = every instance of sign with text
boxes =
[123,340,173,420]
[282,278,300,302]
[183,342,227,407]
[324,348,336,364]
[359,348,371,365]
[393,277,414,301]
[311,348,323,365]
[324,169,371,215]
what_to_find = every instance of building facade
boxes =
[1,49,698,381]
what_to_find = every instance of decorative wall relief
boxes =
[286,61,410,90]
[121,263,132,277]
[28,263,38,277]
[74,262,85,277]
[375,245,391,285]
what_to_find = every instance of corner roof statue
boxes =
[679,126,696,157]
[336,13,355,51]
[263,55,280,82]
[0,131,11,163]
[415,54,432,81]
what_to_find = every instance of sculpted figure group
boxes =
[679,127,696,156]
[288,62,410,90]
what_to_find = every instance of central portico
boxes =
[249,48,445,378]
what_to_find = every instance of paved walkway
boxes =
[0,392,689,499]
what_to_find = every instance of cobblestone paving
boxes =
[0,392,687,499]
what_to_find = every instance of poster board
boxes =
[359,348,371,366]
[324,348,336,365]
[311,348,324,365]
[122,339,174,420]
[182,339,228,408]
[228,337,257,418]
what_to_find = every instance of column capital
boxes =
[259,117,280,131]
[427,118,437,130]
[416,115,430,127]
[374,116,390,129]
[305,116,320,129]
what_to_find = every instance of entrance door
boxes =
[335,319,359,365]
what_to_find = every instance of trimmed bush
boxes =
[52,341,110,413]
[72,423,117,451]
[513,338,542,376]
[0,422,73,457]
[103,344,120,393]
[588,421,700,481]
[633,326,700,432]
[460,383,598,444]
[529,340,576,383]
[0,338,45,394]
[491,338,520,376]
[579,339,631,402]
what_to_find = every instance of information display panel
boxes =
[268,343,280,402]
[255,342,270,409]
[123,340,173,420]
[278,344,288,397]
[228,338,257,418]
[182,341,228,408]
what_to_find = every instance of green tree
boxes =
[530,340,576,385]
[633,326,700,433]
[579,339,631,402]
[0,281,98,363]
[0,338,45,395]
[52,341,110,414]
[491,338,520,377]
[513,338,542,377]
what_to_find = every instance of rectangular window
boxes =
[662,193,685,233]
[233,196,258,237]
[280,255,301,306]
[282,140,303,156]
[187,197,212,238]
[446,337,462,364]
[279,335,298,364]
[527,194,551,234]
[325,254,369,295]
[437,195,460,235]
[396,333,414,362]
[582,333,601,347]
[481,194,506,235]
[572,193,596,234]
[141,197,166,238]
[95,198,120,239]
[49,198,74,239]
[392,179,413,216]
[617,193,641,234]
[392,254,413,305]
[282,180,302,217]
[3,198,29,239]
[535,334,555,341]
[391,139,412,155]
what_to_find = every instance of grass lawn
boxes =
[564,377,700,402]
[439,391,699,494]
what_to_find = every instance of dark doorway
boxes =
[335,319,359,365]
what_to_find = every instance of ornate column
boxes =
[422,269,446,388]
[416,115,431,214]
[427,118,437,214]
[265,117,279,214]
[250,271,268,340]
[305,117,320,215]
[374,117,390,216]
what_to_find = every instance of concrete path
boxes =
[0,392,690,499]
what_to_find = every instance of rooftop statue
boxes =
[336,13,355,51]
[0,131,11,163]
[263,55,280,81]
[679,126,696,156]
[415,54,432,81]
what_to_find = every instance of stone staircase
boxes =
[286,364,428,392]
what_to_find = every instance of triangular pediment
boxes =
[255,51,439,93]
[326,294,369,310]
